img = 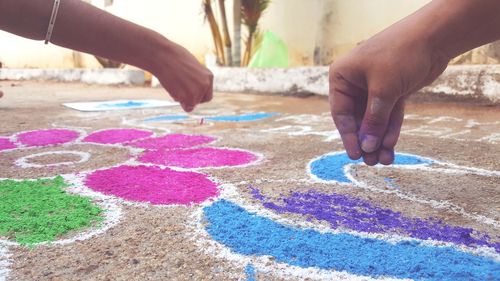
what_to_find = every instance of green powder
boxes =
[0,176,103,245]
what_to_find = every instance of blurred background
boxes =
[2,0,500,70]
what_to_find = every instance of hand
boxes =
[329,27,449,165]
[152,41,213,112]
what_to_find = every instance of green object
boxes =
[0,177,103,245]
[249,31,289,68]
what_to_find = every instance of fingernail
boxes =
[182,105,194,112]
[347,148,362,160]
[379,149,395,165]
[360,135,379,153]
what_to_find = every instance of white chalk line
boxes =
[348,161,500,228]
[306,151,499,228]
[260,125,341,142]
[0,246,12,281]
[122,115,216,132]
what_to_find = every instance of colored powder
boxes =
[97,101,146,108]
[205,112,279,122]
[85,165,219,205]
[204,200,500,281]
[245,264,256,281]
[83,129,153,144]
[250,187,500,253]
[0,177,103,245]
[128,134,216,150]
[310,152,431,183]
[17,129,79,147]
[143,115,189,122]
[139,147,258,168]
[0,138,16,151]
[384,178,399,189]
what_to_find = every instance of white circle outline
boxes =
[14,150,91,168]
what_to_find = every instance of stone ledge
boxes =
[0,69,145,85]
[206,65,500,103]
[3,66,500,103]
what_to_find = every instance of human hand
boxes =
[152,41,213,112]
[329,28,449,165]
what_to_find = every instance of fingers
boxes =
[201,72,214,103]
[181,103,194,112]
[362,151,379,166]
[330,74,363,160]
[362,98,405,166]
[180,71,214,112]
[378,98,406,165]
[358,90,397,154]
[378,149,395,165]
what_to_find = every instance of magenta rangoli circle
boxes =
[17,129,80,147]
[139,147,258,168]
[127,134,216,150]
[0,137,16,151]
[83,129,153,144]
[85,165,220,205]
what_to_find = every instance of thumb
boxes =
[181,103,195,112]
[359,91,397,153]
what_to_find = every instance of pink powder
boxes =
[83,129,153,144]
[139,147,258,168]
[17,129,79,147]
[0,137,16,151]
[127,134,216,150]
[85,165,219,205]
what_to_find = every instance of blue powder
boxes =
[204,200,500,281]
[310,152,432,183]
[144,115,189,122]
[384,178,399,189]
[250,187,499,253]
[205,112,279,122]
[245,264,256,281]
[98,100,147,109]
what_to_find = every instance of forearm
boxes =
[395,0,500,60]
[0,0,168,72]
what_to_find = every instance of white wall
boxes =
[0,0,441,68]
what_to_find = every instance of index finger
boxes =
[201,73,214,103]
[330,77,362,160]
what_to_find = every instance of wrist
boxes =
[139,32,173,75]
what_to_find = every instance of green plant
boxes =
[203,0,226,65]
[202,0,270,66]
[241,0,271,66]
[218,0,233,66]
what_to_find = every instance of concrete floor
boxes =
[0,81,498,281]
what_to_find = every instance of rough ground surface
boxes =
[0,81,499,281]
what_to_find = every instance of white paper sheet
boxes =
[63,99,179,112]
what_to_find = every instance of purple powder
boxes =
[139,147,258,168]
[17,129,79,147]
[250,187,499,253]
[86,165,219,205]
[127,134,216,150]
[83,129,153,144]
[0,137,16,151]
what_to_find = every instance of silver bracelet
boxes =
[44,0,61,44]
